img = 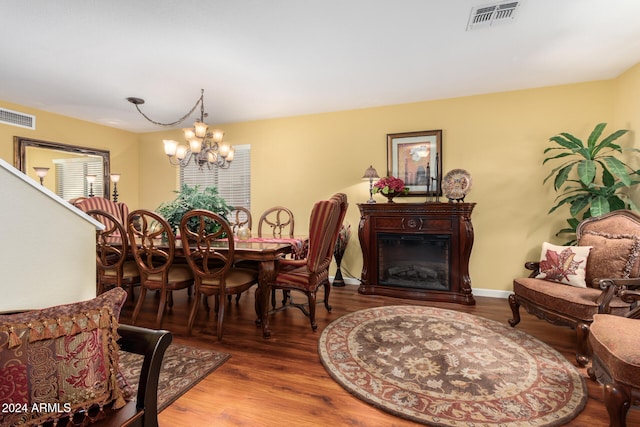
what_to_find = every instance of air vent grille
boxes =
[467,1,521,30]
[0,107,36,130]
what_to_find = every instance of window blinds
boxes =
[180,144,251,210]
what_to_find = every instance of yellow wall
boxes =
[0,101,141,207]
[141,79,620,295]
[3,62,640,296]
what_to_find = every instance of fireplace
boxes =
[378,233,450,291]
[358,202,475,305]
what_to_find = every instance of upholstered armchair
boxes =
[509,210,640,366]
[588,288,640,427]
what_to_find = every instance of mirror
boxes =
[13,137,110,199]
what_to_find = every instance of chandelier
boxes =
[126,89,234,170]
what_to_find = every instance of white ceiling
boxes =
[2,0,640,133]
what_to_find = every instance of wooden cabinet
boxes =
[358,202,476,305]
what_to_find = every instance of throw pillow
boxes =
[578,231,640,286]
[0,287,129,427]
[535,242,592,288]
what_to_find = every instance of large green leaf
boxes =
[602,156,631,186]
[592,128,629,156]
[569,196,590,217]
[587,123,606,151]
[577,160,596,186]
[549,135,582,151]
[554,164,574,190]
[589,196,610,217]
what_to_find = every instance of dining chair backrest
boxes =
[126,209,175,281]
[328,192,349,251]
[229,206,252,234]
[305,198,341,274]
[180,209,234,281]
[87,209,128,276]
[75,196,130,226]
[258,206,295,238]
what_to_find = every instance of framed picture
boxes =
[387,130,442,197]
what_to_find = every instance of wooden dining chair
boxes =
[180,209,258,339]
[127,209,194,329]
[270,196,343,331]
[258,206,295,238]
[87,209,140,301]
[229,206,252,235]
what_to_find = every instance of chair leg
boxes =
[575,322,590,367]
[131,287,147,325]
[187,292,201,335]
[155,290,168,329]
[604,382,631,427]
[507,294,521,327]
[308,291,318,331]
[216,300,225,340]
[323,282,332,312]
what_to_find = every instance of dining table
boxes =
[124,235,305,338]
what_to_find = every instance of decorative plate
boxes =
[442,169,472,201]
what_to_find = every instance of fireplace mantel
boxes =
[358,202,476,305]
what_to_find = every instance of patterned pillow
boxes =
[578,231,640,286]
[535,242,592,288]
[0,288,129,427]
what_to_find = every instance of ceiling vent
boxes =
[0,107,36,130]
[467,1,521,31]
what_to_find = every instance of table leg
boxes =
[255,259,275,338]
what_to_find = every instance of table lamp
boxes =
[362,165,380,204]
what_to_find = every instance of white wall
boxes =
[0,158,102,312]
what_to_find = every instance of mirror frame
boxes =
[13,136,111,199]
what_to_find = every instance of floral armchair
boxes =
[509,210,640,366]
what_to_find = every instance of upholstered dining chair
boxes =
[258,206,295,238]
[180,209,258,339]
[269,196,343,331]
[127,209,194,329]
[588,289,640,427]
[86,209,140,300]
[509,209,640,366]
[228,206,252,235]
[75,196,130,226]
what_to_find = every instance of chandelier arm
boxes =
[133,90,205,127]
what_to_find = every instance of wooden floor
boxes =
[119,284,637,427]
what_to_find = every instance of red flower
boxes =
[372,176,408,194]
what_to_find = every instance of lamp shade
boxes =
[33,167,49,178]
[362,165,380,180]
[110,174,121,183]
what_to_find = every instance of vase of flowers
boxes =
[371,176,409,203]
[333,223,350,287]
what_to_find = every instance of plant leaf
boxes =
[589,196,610,217]
[577,160,596,186]
[587,123,607,151]
[553,164,574,190]
[602,156,632,186]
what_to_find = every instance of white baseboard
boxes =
[330,277,510,299]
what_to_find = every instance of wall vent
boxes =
[0,107,36,130]
[467,1,521,31]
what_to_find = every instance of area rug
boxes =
[119,343,231,411]
[318,305,587,426]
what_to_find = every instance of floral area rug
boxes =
[318,306,587,426]
[119,343,230,411]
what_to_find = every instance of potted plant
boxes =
[156,184,230,234]
[544,122,640,242]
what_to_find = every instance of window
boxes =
[179,144,251,209]
[54,157,104,199]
